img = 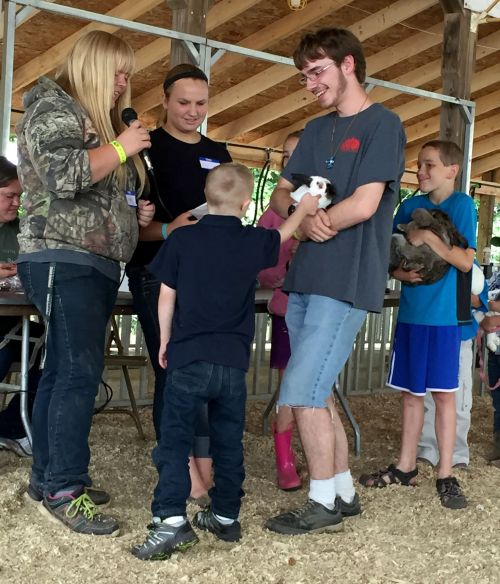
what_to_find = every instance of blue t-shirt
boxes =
[395,192,477,326]
[147,214,280,371]
[282,103,406,313]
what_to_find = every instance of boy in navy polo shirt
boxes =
[359,140,476,509]
[132,162,318,561]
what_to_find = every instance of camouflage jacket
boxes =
[16,77,139,263]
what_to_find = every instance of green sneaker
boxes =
[42,489,119,536]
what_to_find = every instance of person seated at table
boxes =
[0,156,44,458]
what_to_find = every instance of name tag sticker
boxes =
[199,157,220,170]
[125,190,137,207]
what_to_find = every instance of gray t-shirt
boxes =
[283,103,406,313]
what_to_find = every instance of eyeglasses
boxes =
[298,62,335,86]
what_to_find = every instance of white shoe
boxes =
[0,436,32,457]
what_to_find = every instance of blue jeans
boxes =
[126,265,210,453]
[0,320,43,439]
[278,293,367,408]
[18,262,118,494]
[487,352,500,433]
[126,266,166,438]
[152,362,246,520]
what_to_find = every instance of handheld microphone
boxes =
[121,108,154,175]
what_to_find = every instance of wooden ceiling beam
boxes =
[209,64,295,117]
[405,112,500,163]
[403,62,500,142]
[439,0,465,15]
[472,152,500,178]
[133,0,258,72]
[252,26,500,149]
[209,0,438,140]
[473,133,500,160]
[250,23,444,148]
[213,0,354,75]
[134,0,350,114]
[210,4,441,119]
[12,0,163,94]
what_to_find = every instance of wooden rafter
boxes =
[134,0,353,114]
[208,0,438,141]
[12,0,164,94]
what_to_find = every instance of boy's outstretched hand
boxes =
[298,192,320,215]
[158,343,168,369]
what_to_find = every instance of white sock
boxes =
[334,470,355,503]
[161,515,186,527]
[308,477,336,510]
[214,513,235,525]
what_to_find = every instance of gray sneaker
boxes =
[26,481,110,506]
[131,520,199,561]
[0,436,32,457]
[42,488,119,536]
[436,476,467,509]
[336,493,362,517]
[265,499,343,535]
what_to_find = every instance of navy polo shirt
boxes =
[147,214,280,371]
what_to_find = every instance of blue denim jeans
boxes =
[17,262,118,494]
[152,362,246,520]
[487,352,500,433]
[0,320,43,439]
[126,265,210,454]
[126,266,166,438]
[278,293,367,408]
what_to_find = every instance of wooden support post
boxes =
[167,0,211,67]
[477,170,500,262]
[439,1,477,187]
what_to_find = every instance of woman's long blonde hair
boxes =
[56,30,145,192]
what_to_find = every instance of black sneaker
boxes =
[193,507,241,542]
[131,520,199,561]
[264,499,343,535]
[25,481,110,506]
[42,488,119,535]
[436,476,467,509]
[335,493,362,517]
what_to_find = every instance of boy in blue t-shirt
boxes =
[359,140,477,509]
[132,163,318,561]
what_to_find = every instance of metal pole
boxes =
[19,315,32,445]
[0,0,17,153]
[461,103,475,193]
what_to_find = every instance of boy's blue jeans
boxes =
[152,361,246,520]
[17,262,118,494]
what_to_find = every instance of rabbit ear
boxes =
[291,173,311,187]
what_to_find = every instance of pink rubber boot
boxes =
[273,424,302,491]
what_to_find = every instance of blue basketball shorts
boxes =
[387,322,461,396]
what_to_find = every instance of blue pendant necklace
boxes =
[325,95,369,169]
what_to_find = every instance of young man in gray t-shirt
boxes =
[265,27,406,536]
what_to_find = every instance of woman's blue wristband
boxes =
[161,223,169,240]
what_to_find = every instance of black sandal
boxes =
[359,463,418,488]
